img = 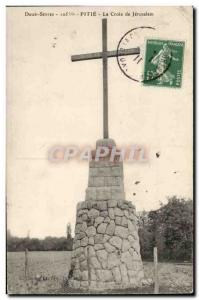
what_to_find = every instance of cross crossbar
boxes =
[71,47,140,62]
[71,19,139,139]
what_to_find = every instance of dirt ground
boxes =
[7,251,193,295]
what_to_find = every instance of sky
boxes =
[7,6,193,238]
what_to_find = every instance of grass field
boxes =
[7,251,193,295]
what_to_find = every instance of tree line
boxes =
[138,196,193,262]
[7,196,193,262]
[7,235,73,251]
[7,223,73,251]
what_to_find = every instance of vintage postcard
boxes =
[6,6,194,295]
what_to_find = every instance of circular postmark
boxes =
[116,27,172,83]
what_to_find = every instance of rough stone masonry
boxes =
[69,139,144,290]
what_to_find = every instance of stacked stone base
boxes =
[69,199,144,290]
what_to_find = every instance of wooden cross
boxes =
[71,19,140,139]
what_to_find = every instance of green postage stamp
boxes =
[143,39,185,88]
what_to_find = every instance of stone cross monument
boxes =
[69,19,144,290]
